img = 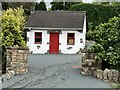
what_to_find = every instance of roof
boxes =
[26,11,86,29]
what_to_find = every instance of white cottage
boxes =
[25,11,86,54]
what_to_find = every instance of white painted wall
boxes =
[59,31,85,54]
[27,32,30,47]
[27,30,85,54]
[59,16,86,54]
[27,16,86,54]
[83,15,86,47]
[27,30,50,54]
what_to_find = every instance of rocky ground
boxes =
[2,54,111,88]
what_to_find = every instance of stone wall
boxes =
[81,48,102,76]
[96,69,120,83]
[80,48,120,83]
[6,47,29,78]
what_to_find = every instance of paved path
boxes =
[2,54,111,88]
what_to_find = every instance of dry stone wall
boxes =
[6,47,29,79]
[81,48,102,76]
[97,69,119,83]
[80,48,120,83]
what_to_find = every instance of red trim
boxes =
[34,32,42,44]
[67,33,75,45]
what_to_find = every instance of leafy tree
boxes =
[89,15,120,71]
[50,2,82,10]
[35,0,47,10]
[93,0,120,4]
[1,2,9,10]
[1,2,35,15]
[1,7,26,73]
[69,3,120,40]
[70,3,120,28]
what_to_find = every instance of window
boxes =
[35,32,42,44]
[67,33,75,45]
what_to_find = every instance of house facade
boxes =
[25,11,86,54]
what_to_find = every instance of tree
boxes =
[1,7,26,47]
[1,7,26,73]
[1,2,35,15]
[93,0,120,4]
[89,15,120,71]
[69,3,120,40]
[35,0,47,10]
[70,3,120,28]
[1,2,9,10]
[50,2,82,10]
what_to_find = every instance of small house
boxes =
[25,11,86,54]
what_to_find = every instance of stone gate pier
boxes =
[5,47,29,79]
[80,48,120,83]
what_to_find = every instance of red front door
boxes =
[49,32,59,54]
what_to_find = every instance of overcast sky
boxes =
[36,0,93,9]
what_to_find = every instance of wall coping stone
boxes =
[7,47,29,50]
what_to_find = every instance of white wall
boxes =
[59,31,85,54]
[59,16,86,54]
[27,17,86,54]
[27,30,86,54]
[27,30,50,54]
[27,32,30,47]
[83,15,86,47]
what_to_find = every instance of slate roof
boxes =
[26,11,85,29]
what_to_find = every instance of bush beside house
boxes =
[89,15,120,71]
[1,7,27,74]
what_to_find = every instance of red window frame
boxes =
[34,32,42,44]
[67,33,75,45]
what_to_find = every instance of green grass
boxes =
[111,83,120,89]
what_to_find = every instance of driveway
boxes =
[2,54,111,88]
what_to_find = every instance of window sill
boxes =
[34,43,42,44]
[67,44,75,45]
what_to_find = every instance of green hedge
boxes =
[69,3,120,31]
[90,15,120,71]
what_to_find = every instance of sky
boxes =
[36,0,93,9]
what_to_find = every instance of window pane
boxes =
[35,38,42,44]
[68,33,74,38]
[68,38,74,45]
[35,32,42,44]
[35,32,42,37]
[67,33,75,45]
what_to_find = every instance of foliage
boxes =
[111,83,120,89]
[90,15,120,70]
[35,0,47,11]
[69,3,120,41]
[1,2,35,15]
[50,2,82,10]
[1,7,26,73]
[1,7,26,47]
[69,3,120,31]
[93,0,120,4]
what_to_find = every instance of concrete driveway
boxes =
[2,54,111,88]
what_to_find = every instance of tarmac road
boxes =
[2,54,111,88]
